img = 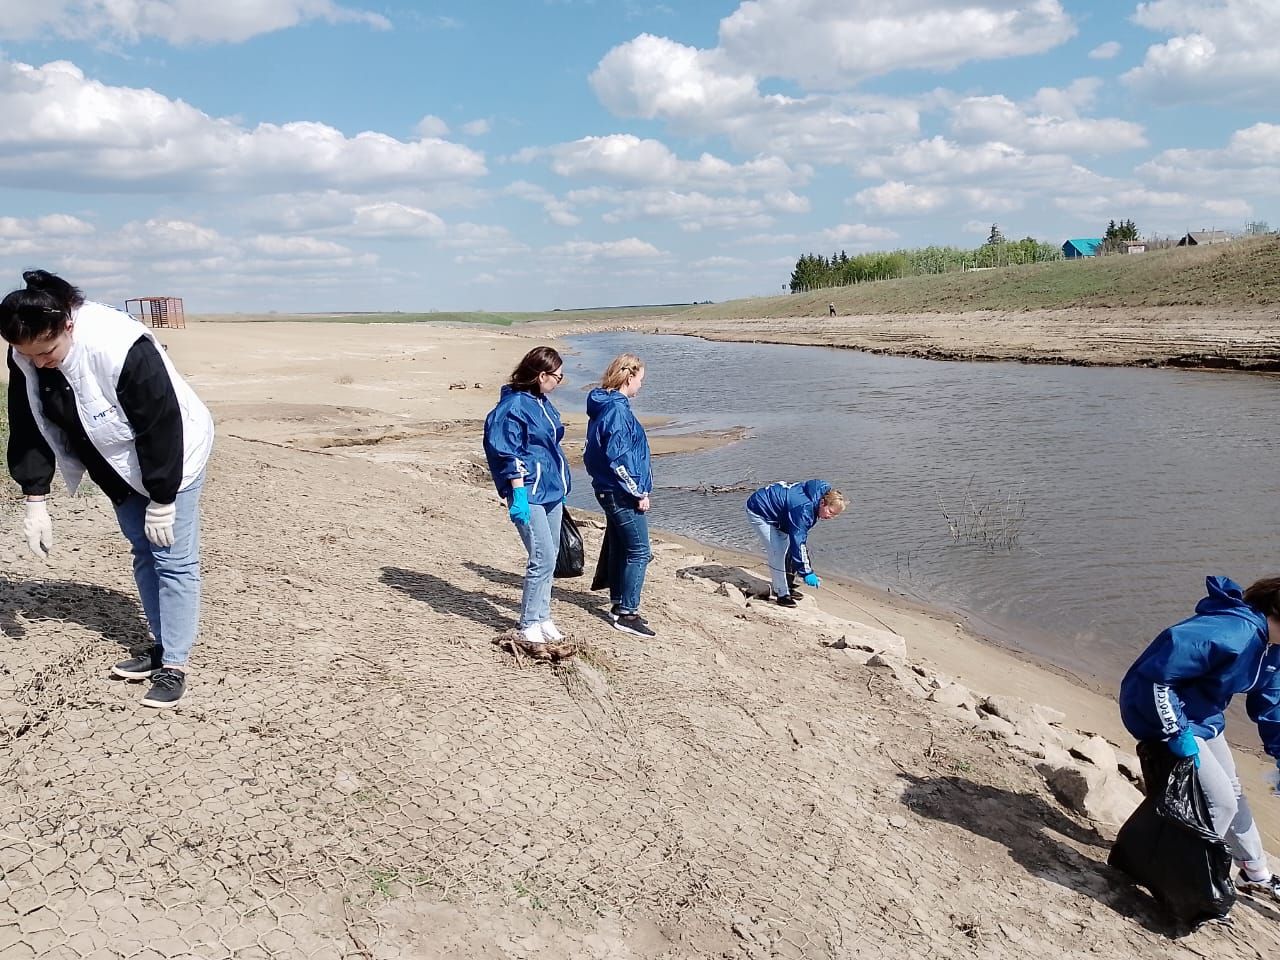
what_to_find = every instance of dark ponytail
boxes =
[508,346,563,393]
[0,269,84,344]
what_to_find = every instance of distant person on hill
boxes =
[584,353,654,639]
[1,269,214,709]
[745,481,846,607]
[828,302,836,317]
[483,346,574,660]
[1119,575,1280,900]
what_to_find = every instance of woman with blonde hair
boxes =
[584,354,654,638]
[744,481,847,607]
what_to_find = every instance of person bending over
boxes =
[2,270,214,708]
[744,480,846,607]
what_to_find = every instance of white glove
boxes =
[144,501,176,548]
[23,499,52,559]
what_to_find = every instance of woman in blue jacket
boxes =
[744,480,846,607]
[1119,575,1280,898]
[584,354,653,638]
[482,346,573,659]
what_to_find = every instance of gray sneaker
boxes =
[111,649,162,680]
[140,668,186,709]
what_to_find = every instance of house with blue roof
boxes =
[1062,238,1103,259]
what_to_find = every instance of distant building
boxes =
[1062,238,1103,259]
[1120,241,1147,255]
[1178,230,1232,246]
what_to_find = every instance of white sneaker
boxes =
[540,620,565,642]
[520,623,546,644]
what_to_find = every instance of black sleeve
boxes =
[6,348,56,496]
[116,336,184,504]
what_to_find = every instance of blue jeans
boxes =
[514,501,562,629]
[747,508,790,597]
[113,474,204,667]
[595,490,651,614]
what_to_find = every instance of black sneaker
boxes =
[614,614,656,638]
[608,604,622,621]
[111,648,162,680]
[140,668,186,709]
[776,595,798,608]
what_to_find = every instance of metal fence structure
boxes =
[125,296,186,329]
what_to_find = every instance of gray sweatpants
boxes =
[1195,733,1268,876]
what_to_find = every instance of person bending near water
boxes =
[1119,575,1280,900]
[482,346,575,660]
[2,270,214,709]
[744,480,846,607]
[584,353,654,639]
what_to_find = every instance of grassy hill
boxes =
[688,235,1280,319]
[190,237,1279,326]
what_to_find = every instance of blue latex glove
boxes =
[804,572,821,588]
[509,486,530,525]
[1167,730,1200,768]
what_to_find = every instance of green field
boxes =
[190,236,1280,326]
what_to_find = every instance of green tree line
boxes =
[789,237,1063,293]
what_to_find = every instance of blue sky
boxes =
[0,1,1275,312]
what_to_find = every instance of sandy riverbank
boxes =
[2,318,1278,958]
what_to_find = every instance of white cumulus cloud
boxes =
[717,0,1076,88]
[0,58,486,193]
[855,181,948,215]
[1138,122,1280,196]
[1124,0,1280,104]
[0,0,389,44]
[520,134,806,191]
[949,82,1147,153]
[543,238,664,262]
[818,223,900,246]
[1088,41,1121,60]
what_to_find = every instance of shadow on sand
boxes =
[0,576,148,652]
[899,773,1184,936]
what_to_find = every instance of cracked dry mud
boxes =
[3,321,1280,959]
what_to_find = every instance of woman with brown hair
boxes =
[1120,575,1280,901]
[584,354,654,638]
[482,346,574,659]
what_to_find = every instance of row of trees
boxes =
[789,233,1062,293]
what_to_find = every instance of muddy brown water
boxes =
[563,333,1280,688]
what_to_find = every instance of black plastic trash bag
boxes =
[590,528,610,592]
[1108,739,1235,926]
[555,509,585,579]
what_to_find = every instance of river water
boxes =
[561,333,1280,685]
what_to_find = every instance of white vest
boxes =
[10,301,214,498]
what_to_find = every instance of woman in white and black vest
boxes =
[2,270,214,708]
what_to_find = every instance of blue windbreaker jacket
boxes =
[745,479,831,577]
[482,385,570,506]
[583,388,651,500]
[1119,576,1280,757]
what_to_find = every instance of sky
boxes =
[0,0,1276,313]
